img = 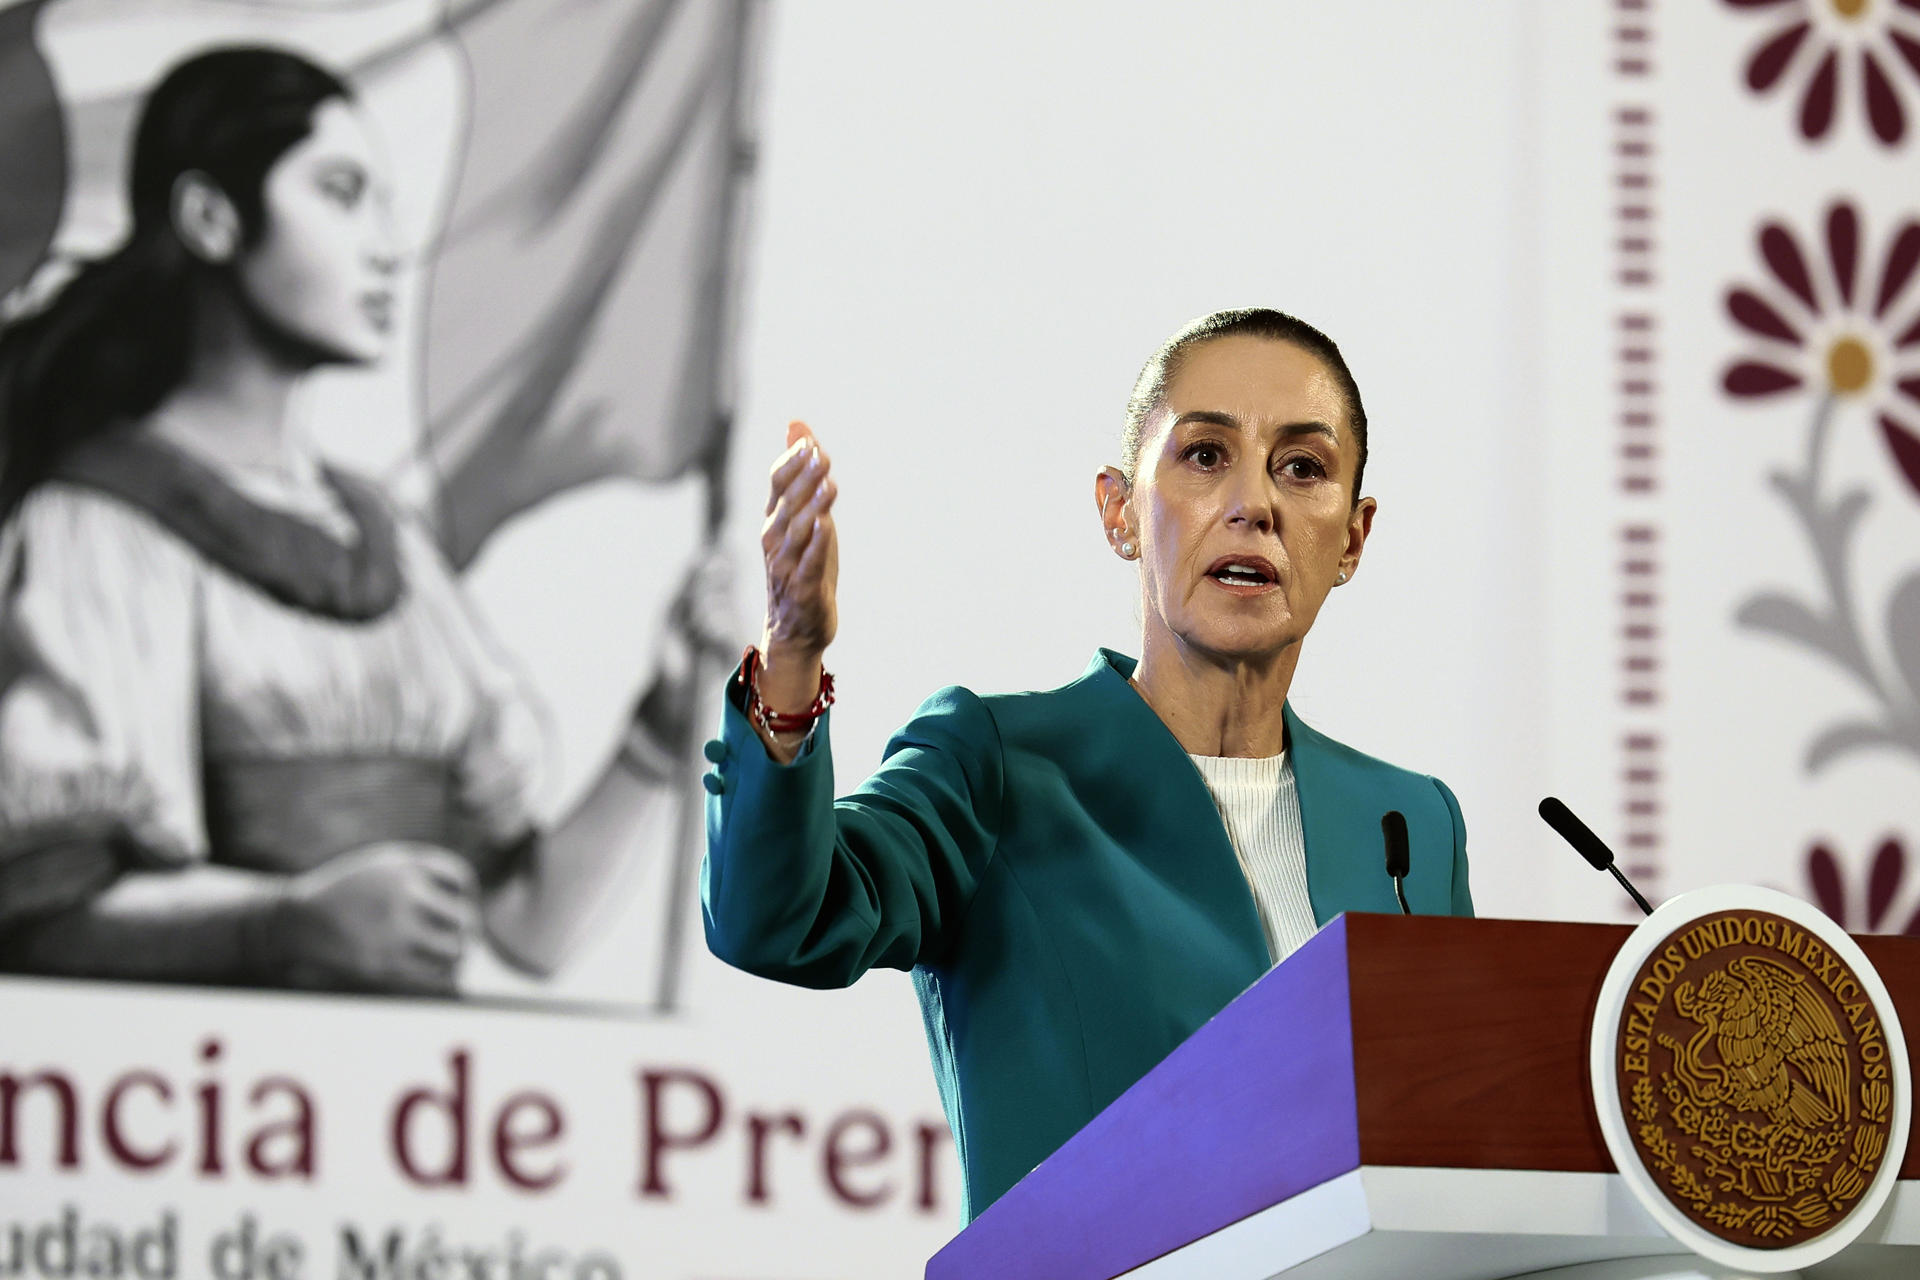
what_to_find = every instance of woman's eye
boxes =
[1280,456,1328,480]
[1184,443,1224,468]
[319,170,366,207]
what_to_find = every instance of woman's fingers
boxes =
[389,878,468,993]
[793,507,835,585]
[765,438,813,515]
[398,847,477,940]
[762,442,834,563]
[412,846,478,900]
[759,423,838,653]
[407,914,466,964]
[766,476,836,585]
[765,427,832,512]
[411,883,472,937]
[762,468,826,554]
[762,444,829,551]
[766,429,832,500]
[405,935,464,980]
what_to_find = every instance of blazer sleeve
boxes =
[1432,776,1475,917]
[701,673,1004,989]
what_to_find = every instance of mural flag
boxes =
[418,0,759,568]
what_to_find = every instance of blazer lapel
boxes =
[1286,704,1403,924]
[1083,650,1270,963]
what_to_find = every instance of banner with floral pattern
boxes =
[1540,0,1920,934]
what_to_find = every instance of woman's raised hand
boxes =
[757,421,838,720]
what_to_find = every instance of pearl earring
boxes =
[1120,540,1137,559]
[1336,571,1348,584]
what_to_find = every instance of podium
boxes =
[926,914,1920,1280]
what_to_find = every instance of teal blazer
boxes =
[702,649,1472,1221]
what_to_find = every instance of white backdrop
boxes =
[733,0,1557,925]
[6,2,1919,1278]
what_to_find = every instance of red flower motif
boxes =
[1726,0,1920,144]
[1805,836,1920,933]
[1723,198,1920,499]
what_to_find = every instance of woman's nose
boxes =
[1224,472,1277,533]
[366,207,404,275]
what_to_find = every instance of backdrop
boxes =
[3,2,1918,1277]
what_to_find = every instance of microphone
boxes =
[1537,796,1653,917]
[1381,810,1411,916]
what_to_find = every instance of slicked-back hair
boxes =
[1120,308,1368,503]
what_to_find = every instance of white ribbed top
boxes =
[1188,751,1317,965]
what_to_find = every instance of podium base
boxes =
[1507,1259,1801,1280]
[1112,1166,1920,1278]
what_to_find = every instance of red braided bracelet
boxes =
[740,645,835,735]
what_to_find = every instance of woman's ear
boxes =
[171,171,242,265]
[1094,465,1138,560]
[1337,495,1377,583]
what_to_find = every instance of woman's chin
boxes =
[1169,623,1302,666]
[312,335,388,369]
[332,323,392,365]
[250,321,389,373]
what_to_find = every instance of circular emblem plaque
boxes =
[1591,886,1911,1272]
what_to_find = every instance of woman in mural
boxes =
[0,46,707,995]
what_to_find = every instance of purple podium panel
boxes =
[926,916,1362,1280]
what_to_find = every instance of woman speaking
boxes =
[703,308,1474,1221]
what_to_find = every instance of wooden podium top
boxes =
[1352,914,1920,1177]
[927,913,1920,1280]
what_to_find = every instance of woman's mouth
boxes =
[360,292,394,333]
[1204,555,1279,596]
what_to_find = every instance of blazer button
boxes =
[703,739,727,764]
[701,771,725,795]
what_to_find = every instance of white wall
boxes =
[12,2,1918,1276]
[733,0,1554,930]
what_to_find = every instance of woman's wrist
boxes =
[746,635,830,764]
[755,634,827,716]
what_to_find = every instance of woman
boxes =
[0,47,701,994]
[703,308,1474,1220]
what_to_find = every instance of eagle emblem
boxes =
[1666,955,1850,1132]
[1613,908,1897,1251]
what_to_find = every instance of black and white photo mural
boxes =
[9,4,1909,1276]
[0,0,753,1010]
[0,6,975,1274]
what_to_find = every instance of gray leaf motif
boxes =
[1807,720,1905,773]
[1889,571,1920,708]
[1736,591,1842,657]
